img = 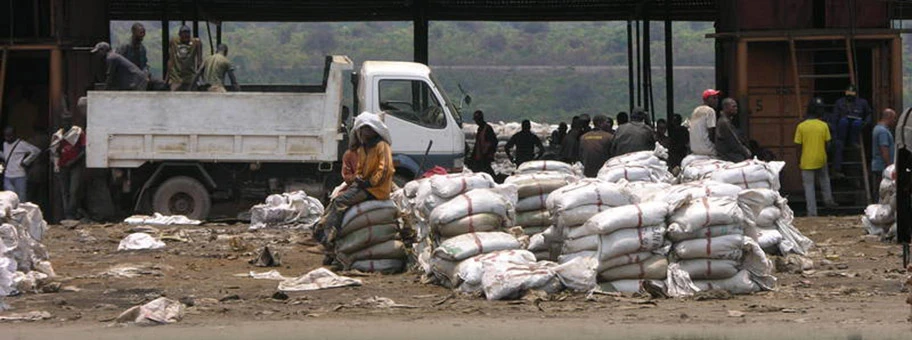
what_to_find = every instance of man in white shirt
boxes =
[2,127,41,202]
[689,89,720,156]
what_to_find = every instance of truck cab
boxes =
[357,61,465,182]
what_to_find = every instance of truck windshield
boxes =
[430,73,463,127]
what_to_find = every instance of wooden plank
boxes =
[845,37,856,86]
[788,39,802,120]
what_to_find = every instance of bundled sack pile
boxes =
[709,159,785,190]
[678,155,733,183]
[597,144,675,184]
[739,189,814,255]
[333,200,406,273]
[248,191,324,230]
[667,196,776,294]
[570,202,672,293]
[398,172,498,274]
[506,171,578,237]
[544,179,635,263]
[862,165,896,239]
[0,192,56,296]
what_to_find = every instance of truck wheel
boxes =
[152,176,211,220]
[393,173,413,189]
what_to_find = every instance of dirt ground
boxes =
[2,215,911,339]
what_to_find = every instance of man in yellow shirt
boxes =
[794,97,838,216]
[314,112,394,263]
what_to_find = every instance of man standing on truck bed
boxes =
[470,110,498,177]
[167,25,202,91]
[192,44,240,92]
[504,120,544,166]
[116,22,149,74]
[91,42,148,91]
[314,112,394,264]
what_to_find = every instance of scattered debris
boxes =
[219,294,241,302]
[115,297,184,325]
[277,268,362,292]
[117,233,166,251]
[124,213,201,226]
[338,296,417,310]
[249,246,282,267]
[693,289,733,301]
[271,291,289,300]
[248,191,324,230]
[727,310,746,318]
[244,268,362,292]
[0,311,52,322]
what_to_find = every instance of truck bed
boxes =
[86,91,343,168]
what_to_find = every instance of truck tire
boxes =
[393,173,413,189]
[152,176,211,220]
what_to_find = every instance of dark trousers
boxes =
[57,165,84,219]
[314,185,371,249]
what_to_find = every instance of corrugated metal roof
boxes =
[107,0,718,22]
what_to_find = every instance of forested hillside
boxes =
[111,21,717,122]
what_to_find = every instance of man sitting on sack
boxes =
[313,112,395,265]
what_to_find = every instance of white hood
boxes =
[353,111,392,145]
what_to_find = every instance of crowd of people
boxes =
[92,23,240,92]
[466,86,897,217]
[466,89,757,179]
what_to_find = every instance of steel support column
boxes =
[413,0,429,65]
[664,0,674,122]
[627,20,634,114]
[643,18,653,120]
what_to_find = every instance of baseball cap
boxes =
[702,89,721,101]
[90,42,111,54]
[845,84,857,96]
[179,25,191,33]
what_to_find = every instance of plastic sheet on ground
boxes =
[117,233,166,251]
[124,213,201,226]
[277,268,362,291]
[248,191,324,230]
[116,297,184,325]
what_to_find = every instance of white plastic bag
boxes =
[117,233,166,251]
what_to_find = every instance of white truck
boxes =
[86,55,466,220]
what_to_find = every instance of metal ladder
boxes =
[788,37,872,212]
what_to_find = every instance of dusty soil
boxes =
[2,215,911,338]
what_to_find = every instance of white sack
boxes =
[429,187,517,227]
[429,172,496,199]
[514,160,577,176]
[692,270,761,295]
[597,225,668,261]
[516,194,549,212]
[562,234,599,254]
[515,210,551,227]
[677,259,741,280]
[249,191,324,230]
[569,202,670,239]
[864,204,894,225]
[672,234,744,260]
[670,197,745,234]
[553,204,613,228]
[435,213,504,238]
[598,256,667,281]
[546,179,633,213]
[597,165,674,184]
[667,224,743,242]
[350,259,404,273]
[709,160,785,190]
[653,181,742,206]
[433,232,520,262]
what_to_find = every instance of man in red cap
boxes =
[688,89,720,157]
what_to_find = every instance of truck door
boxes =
[375,78,456,177]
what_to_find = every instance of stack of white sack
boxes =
[667,196,776,295]
[738,189,814,255]
[431,249,597,300]
[862,165,896,238]
[403,172,498,274]
[505,171,578,237]
[513,160,582,177]
[678,156,733,183]
[334,200,406,273]
[428,186,520,287]
[709,159,785,190]
[597,144,675,184]
[248,191,324,230]
[0,191,56,296]
[568,202,672,293]
[544,179,635,263]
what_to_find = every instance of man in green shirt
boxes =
[193,44,240,92]
[167,25,202,91]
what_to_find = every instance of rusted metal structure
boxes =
[713,0,904,202]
